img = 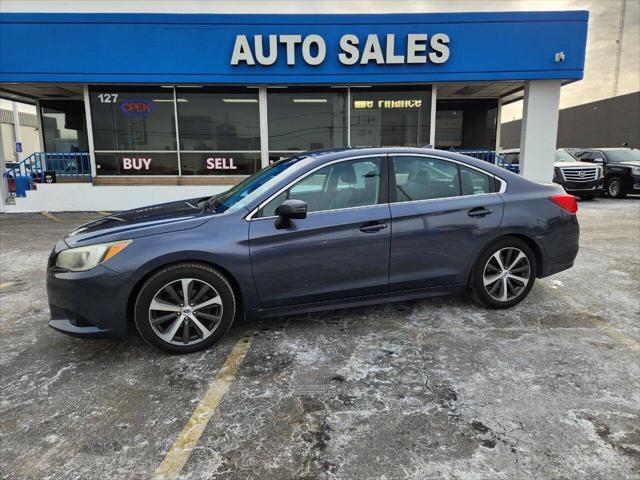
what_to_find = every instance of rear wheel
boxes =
[470,238,536,309]
[606,177,626,198]
[134,263,236,353]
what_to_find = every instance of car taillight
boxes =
[548,194,578,214]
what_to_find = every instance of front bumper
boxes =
[47,263,131,338]
[555,178,604,194]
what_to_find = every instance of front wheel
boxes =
[470,238,536,309]
[134,263,237,353]
[606,177,626,198]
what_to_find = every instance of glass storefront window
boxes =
[350,88,431,147]
[176,87,260,175]
[86,84,502,178]
[435,99,498,150]
[177,87,260,151]
[267,88,347,153]
[435,109,464,148]
[90,86,177,151]
[40,100,88,152]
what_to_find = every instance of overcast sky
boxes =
[2,0,639,119]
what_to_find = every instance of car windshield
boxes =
[603,149,640,163]
[555,149,577,162]
[208,156,306,213]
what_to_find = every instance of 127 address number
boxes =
[97,93,119,103]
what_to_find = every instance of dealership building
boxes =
[0,7,588,212]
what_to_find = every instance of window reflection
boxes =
[40,100,88,152]
[268,88,347,152]
[435,99,498,150]
[350,88,431,147]
[177,87,260,151]
[90,86,176,151]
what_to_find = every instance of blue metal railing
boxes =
[451,149,501,165]
[3,152,91,198]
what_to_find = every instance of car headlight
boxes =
[598,166,604,178]
[632,166,640,176]
[55,240,132,272]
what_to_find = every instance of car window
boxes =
[604,149,640,162]
[257,157,383,217]
[555,149,577,162]
[459,165,494,195]
[393,156,460,201]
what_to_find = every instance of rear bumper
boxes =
[537,212,580,278]
[47,264,130,338]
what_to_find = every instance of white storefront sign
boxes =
[230,33,450,66]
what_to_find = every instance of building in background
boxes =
[0,104,41,162]
[0,5,588,212]
[500,91,640,150]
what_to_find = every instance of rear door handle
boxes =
[359,222,388,233]
[468,207,493,218]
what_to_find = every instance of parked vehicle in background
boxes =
[497,148,604,199]
[46,147,580,353]
[574,148,640,198]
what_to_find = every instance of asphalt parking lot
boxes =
[1,198,639,480]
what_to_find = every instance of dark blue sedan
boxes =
[47,148,579,353]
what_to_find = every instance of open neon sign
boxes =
[120,99,153,117]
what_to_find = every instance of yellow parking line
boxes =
[0,282,15,289]
[590,317,640,351]
[151,329,257,480]
[41,211,61,222]
[544,285,640,351]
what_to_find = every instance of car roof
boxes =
[596,147,637,151]
[289,146,513,179]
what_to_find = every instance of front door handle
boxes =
[468,207,493,218]
[359,222,388,233]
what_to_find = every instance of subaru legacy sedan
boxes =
[47,148,579,353]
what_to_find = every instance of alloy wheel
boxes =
[148,278,223,345]
[482,247,531,302]
[608,179,621,197]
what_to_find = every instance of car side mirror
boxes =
[274,199,307,229]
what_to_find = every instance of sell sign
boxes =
[206,157,237,171]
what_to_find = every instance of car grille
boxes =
[560,167,599,182]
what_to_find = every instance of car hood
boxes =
[615,160,640,168]
[64,197,215,247]
[554,161,595,168]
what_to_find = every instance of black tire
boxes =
[470,237,537,309]
[606,177,626,198]
[134,263,236,353]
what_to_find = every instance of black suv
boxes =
[575,148,640,198]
